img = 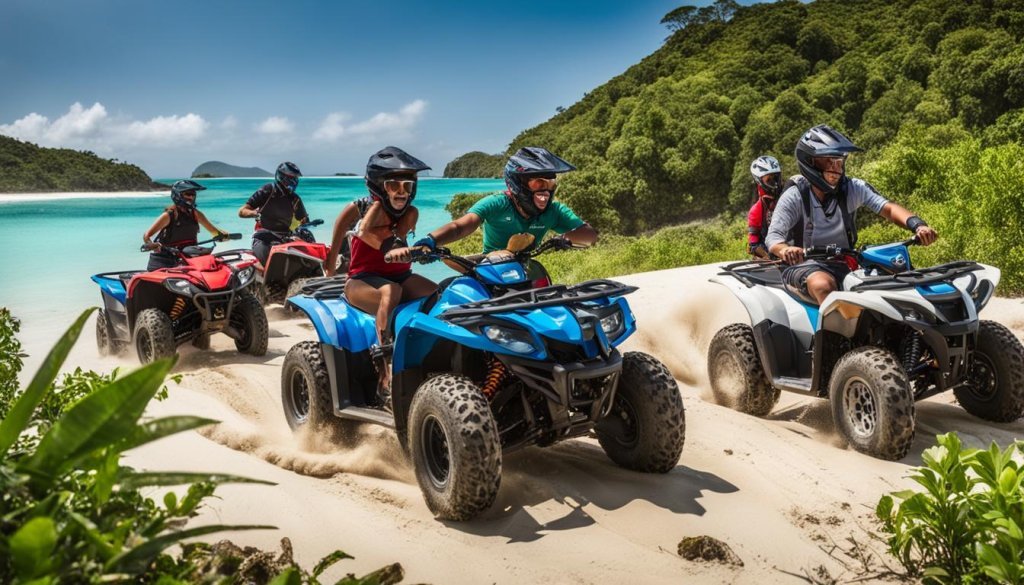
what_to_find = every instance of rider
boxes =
[413,147,597,282]
[142,180,228,271]
[238,162,310,266]
[746,155,783,259]
[324,146,437,405]
[766,124,938,304]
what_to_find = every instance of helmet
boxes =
[275,162,302,193]
[170,179,206,212]
[365,146,431,218]
[750,155,782,197]
[795,125,863,195]
[503,147,576,218]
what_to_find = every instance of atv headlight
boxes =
[163,278,197,296]
[236,266,255,286]
[484,325,537,355]
[599,310,624,338]
[887,300,933,323]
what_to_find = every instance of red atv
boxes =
[251,219,344,307]
[91,233,269,363]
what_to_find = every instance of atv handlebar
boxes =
[802,235,919,260]
[386,237,583,268]
[141,232,242,255]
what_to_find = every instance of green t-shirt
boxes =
[467,194,585,252]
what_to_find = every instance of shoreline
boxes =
[0,191,169,203]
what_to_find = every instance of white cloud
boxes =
[349,99,427,135]
[220,115,238,130]
[257,116,294,135]
[312,112,350,142]
[0,102,207,150]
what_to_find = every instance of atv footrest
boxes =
[335,405,395,428]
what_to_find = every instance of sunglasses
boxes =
[182,191,197,198]
[526,177,558,192]
[383,179,416,194]
[813,156,846,174]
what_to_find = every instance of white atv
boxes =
[707,237,1024,460]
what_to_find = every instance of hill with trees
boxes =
[0,136,166,193]
[191,161,271,178]
[443,151,504,178]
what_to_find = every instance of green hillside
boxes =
[443,151,504,178]
[0,135,166,193]
[506,0,1024,236]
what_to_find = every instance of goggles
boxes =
[525,177,558,192]
[812,156,846,174]
[383,179,416,195]
[760,173,781,187]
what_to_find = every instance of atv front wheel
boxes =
[284,277,312,312]
[281,341,351,439]
[134,309,176,364]
[830,347,915,461]
[409,374,501,521]
[230,293,268,356]
[954,320,1024,422]
[707,323,780,416]
[596,351,685,473]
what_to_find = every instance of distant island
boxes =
[190,161,272,178]
[334,172,359,177]
[0,135,167,193]
[443,152,504,178]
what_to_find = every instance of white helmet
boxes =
[750,155,782,197]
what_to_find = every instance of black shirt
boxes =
[246,183,308,232]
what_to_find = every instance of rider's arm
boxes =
[142,212,171,250]
[563,223,597,247]
[852,178,937,246]
[195,210,223,236]
[239,187,266,218]
[551,202,597,246]
[239,203,259,218]
[428,213,483,247]
[384,208,421,264]
[293,197,310,225]
[324,202,361,277]
[766,188,803,263]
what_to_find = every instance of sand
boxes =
[14,263,1024,584]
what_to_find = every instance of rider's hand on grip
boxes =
[781,245,805,265]
[141,242,161,252]
[550,236,574,251]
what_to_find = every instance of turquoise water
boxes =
[0,177,503,327]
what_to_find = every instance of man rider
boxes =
[238,161,310,265]
[414,147,597,282]
[766,124,938,304]
[746,155,783,259]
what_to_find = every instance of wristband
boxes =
[906,216,927,232]
[414,234,437,251]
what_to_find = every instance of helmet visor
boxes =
[383,179,415,195]
[525,177,558,192]
[760,173,781,188]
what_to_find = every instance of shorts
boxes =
[782,259,852,296]
[348,271,413,288]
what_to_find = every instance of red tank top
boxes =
[348,235,411,277]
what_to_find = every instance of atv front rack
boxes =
[440,279,637,320]
[850,261,984,291]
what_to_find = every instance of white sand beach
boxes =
[15,263,1024,584]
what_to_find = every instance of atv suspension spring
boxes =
[901,332,924,375]
[481,355,510,399]
[169,297,187,320]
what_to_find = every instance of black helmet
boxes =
[365,146,431,218]
[795,125,863,195]
[503,147,576,218]
[275,161,302,194]
[170,179,206,212]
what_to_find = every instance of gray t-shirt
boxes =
[765,177,889,249]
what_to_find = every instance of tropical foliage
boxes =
[442,151,504,178]
[0,135,165,193]
[877,433,1024,584]
[0,309,403,584]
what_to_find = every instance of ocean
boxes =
[0,177,504,330]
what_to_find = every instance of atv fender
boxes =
[289,295,376,352]
[710,275,817,343]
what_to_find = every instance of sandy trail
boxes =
[15,263,1024,584]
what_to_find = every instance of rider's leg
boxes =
[252,237,271,266]
[400,274,438,302]
[806,271,838,304]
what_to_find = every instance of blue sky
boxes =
[0,0,758,178]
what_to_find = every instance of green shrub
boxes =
[444,192,494,220]
[877,432,1024,584]
[0,308,24,418]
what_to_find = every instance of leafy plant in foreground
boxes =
[877,432,1024,584]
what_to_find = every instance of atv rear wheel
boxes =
[134,309,176,364]
[830,347,914,461]
[596,352,685,473]
[96,309,125,356]
[707,323,780,416]
[954,320,1024,422]
[230,293,268,356]
[284,277,312,312]
[281,341,351,441]
[409,374,501,521]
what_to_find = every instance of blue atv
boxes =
[282,237,686,520]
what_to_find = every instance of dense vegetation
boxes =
[877,433,1024,583]
[442,151,504,178]
[0,309,404,584]
[0,135,166,193]
[506,0,1024,237]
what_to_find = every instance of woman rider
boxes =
[324,146,437,407]
[142,180,228,271]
